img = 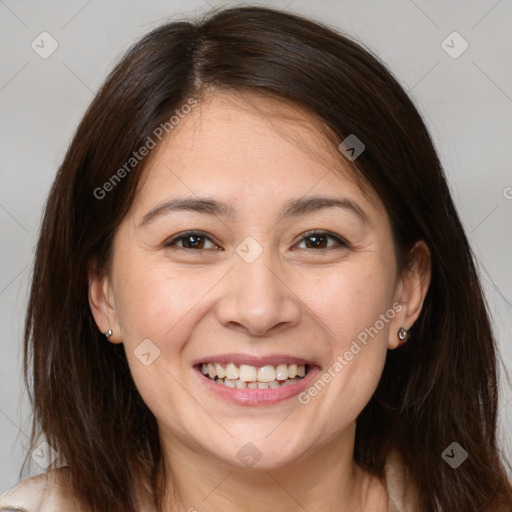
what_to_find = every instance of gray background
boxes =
[1,0,511,491]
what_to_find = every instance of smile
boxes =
[194,357,321,406]
[200,362,309,389]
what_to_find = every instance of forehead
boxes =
[132,91,382,217]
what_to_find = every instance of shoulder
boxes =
[0,467,84,512]
[383,449,421,512]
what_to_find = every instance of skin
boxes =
[89,92,431,511]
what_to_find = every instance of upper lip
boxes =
[193,353,319,368]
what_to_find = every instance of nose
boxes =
[214,246,301,337]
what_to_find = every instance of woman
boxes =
[1,5,511,512]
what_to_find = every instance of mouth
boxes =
[192,355,320,406]
[198,362,310,389]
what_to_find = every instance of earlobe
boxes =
[389,240,431,350]
[87,264,122,344]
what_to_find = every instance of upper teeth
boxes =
[201,363,307,382]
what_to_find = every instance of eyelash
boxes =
[164,230,349,251]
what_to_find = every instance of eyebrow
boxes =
[139,195,370,227]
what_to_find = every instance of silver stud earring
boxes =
[397,327,410,346]
[104,329,113,339]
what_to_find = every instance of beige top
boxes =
[0,451,419,511]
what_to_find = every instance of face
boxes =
[90,92,424,471]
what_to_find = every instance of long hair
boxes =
[23,5,512,511]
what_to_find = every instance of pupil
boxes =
[307,234,326,249]
[185,235,203,249]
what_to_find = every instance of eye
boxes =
[164,229,349,251]
[295,230,349,250]
[164,231,219,250]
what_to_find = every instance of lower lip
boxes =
[194,365,321,406]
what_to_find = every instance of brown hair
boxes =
[23,5,512,511]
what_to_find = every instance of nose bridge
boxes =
[236,241,280,303]
[215,235,300,336]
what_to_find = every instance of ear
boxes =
[88,262,123,344]
[388,240,431,350]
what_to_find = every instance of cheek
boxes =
[294,264,396,432]
[113,260,204,424]
[113,258,208,343]
[302,262,395,346]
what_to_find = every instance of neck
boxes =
[144,422,389,512]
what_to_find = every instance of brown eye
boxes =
[296,231,348,250]
[165,231,218,250]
